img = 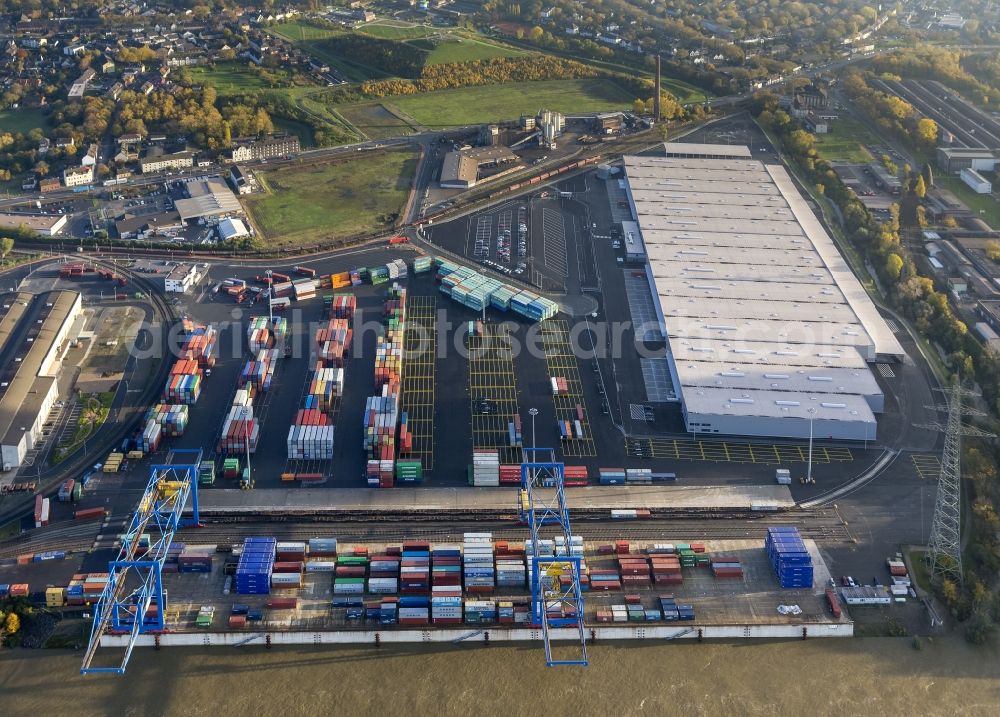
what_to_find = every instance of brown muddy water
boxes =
[1,637,998,716]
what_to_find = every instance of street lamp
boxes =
[529,407,538,449]
[806,407,816,485]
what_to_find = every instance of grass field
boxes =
[357,22,438,40]
[186,62,313,95]
[813,116,878,163]
[246,150,417,244]
[411,36,527,65]
[386,78,633,127]
[272,116,316,147]
[0,108,50,135]
[270,19,340,42]
[937,174,1000,229]
[337,103,417,140]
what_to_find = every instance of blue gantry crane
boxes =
[518,447,588,667]
[80,449,203,675]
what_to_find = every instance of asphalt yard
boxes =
[401,295,437,470]
[910,453,941,481]
[626,437,855,465]
[540,319,596,457]
[468,321,524,464]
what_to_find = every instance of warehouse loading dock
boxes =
[621,150,903,440]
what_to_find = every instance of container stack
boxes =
[394,459,422,484]
[463,533,495,594]
[363,286,406,487]
[413,256,432,274]
[647,547,683,585]
[271,561,303,590]
[507,415,523,447]
[469,450,500,486]
[711,555,744,578]
[401,543,430,594]
[316,319,352,367]
[308,538,337,558]
[498,464,521,485]
[292,278,317,301]
[398,596,429,625]
[385,259,408,280]
[496,541,527,589]
[138,419,163,453]
[334,551,368,595]
[765,527,813,589]
[430,544,461,594]
[626,468,653,485]
[563,466,589,486]
[177,546,213,573]
[180,323,217,368]
[368,553,401,595]
[240,348,279,391]
[463,600,497,624]
[599,468,626,485]
[218,404,259,455]
[235,537,275,595]
[331,272,351,289]
[329,294,357,320]
[434,259,558,321]
[618,553,651,589]
[163,359,202,404]
[144,404,189,436]
[286,417,334,460]
[369,265,389,285]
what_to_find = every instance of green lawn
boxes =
[0,108,50,135]
[813,116,878,163]
[270,19,340,42]
[337,103,416,140]
[358,22,438,40]
[937,174,1000,229]
[387,78,633,127]
[186,62,313,95]
[410,36,528,65]
[246,150,417,244]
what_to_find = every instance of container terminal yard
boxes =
[0,129,943,671]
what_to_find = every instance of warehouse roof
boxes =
[624,151,903,430]
[662,142,753,159]
[0,291,79,448]
[218,217,250,241]
[682,386,877,427]
[0,213,67,234]
[174,178,242,222]
[675,360,883,398]
[0,293,33,355]
[670,338,868,370]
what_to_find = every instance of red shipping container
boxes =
[266,598,298,610]
[229,615,247,628]
[273,561,304,573]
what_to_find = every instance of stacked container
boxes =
[331,272,351,289]
[241,349,279,391]
[507,416,523,447]
[329,294,357,320]
[394,459,422,484]
[292,278,317,301]
[711,555,744,578]
[765,527,813,588]
[434,259,558,321]
[412,256,432,274]
[177,546,213,573]
[163,360,202,404]
[430,544,460,594]
[385,259,408,280]
[144,404,189,436]
[218,405,259,455]
[626,468,653,485]
[432,595,462,624]
[599,468,626,485]
[363,285,406,486]
[464,600,497,624]
[469,450,500,486]
[138,419,163,453]
[499,464,521,485]
[180,323,217,368]
[463,533,495,594]
[563,466,589,486]
[235,537,275,595]
[400,545,430,594]
[316,319,352,367]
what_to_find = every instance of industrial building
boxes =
[217,217,251,242]
[174,177,243,224]
[662,142,753,160]
[162,264,202,293]
[139,148,195,174]
[960,167,993,194]
[0,212,67,236]
[114,211,184,240]
[229,135,300,163]
[936,147,1000,174]
[440,147,518,189]
[622,151,904,440]
[0,290,82,470]
[867,162,902,194]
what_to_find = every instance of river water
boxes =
[1,637,998,716]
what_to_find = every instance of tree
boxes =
[916,117,938,147]
[33,161,49,177]
[885,253,904,280]
[986,241,1000,262]
[632,98,646,115]
[914,175,926,199]
[0,238,13,261]
[3,612,19,636]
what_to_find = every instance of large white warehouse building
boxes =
[622,147,905,441]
